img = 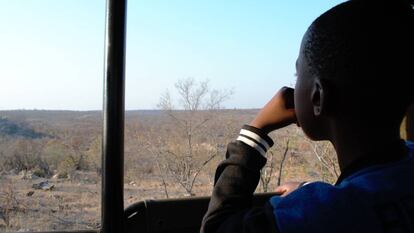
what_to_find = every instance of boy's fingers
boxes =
[250,86,297,133]
[274,186,287,194]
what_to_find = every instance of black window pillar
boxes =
[102,0,127,232]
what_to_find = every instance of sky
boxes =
[0,1,345,110]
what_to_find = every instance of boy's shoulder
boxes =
[270,142,414,233]
[270,181,381,233]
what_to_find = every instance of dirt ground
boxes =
[0,171,219,232]
[0,171,101,232]
[0,164,320,232]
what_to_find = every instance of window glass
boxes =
[0,1,104,231]
[123,0,345,206]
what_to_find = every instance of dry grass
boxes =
[0,110,337,232]
[0,172,100,232]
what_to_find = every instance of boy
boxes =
[201,0,414,233]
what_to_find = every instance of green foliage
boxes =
[0,117,46,139]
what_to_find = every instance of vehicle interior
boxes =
[3,0,414,233]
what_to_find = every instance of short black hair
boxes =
[302,0,414,122]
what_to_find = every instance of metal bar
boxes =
[102,0,127,232]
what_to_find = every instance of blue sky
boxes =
[0,1,344,110]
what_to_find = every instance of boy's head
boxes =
[295,0,414,140]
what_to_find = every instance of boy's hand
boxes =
[275,181,304,197]
[249,87,297,134]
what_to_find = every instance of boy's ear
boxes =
[311,78,327,117]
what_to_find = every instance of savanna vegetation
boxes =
[0,79,347,232]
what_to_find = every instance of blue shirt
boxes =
[270,141,414,233]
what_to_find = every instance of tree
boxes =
[0,139,50,176]
[309,140,339,183]
[151,78,233,196]
[58,131,96,172]
[259,139,290,192]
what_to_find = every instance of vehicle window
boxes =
[5,1,410,232]
[123,0,345,206]
[0,1,104,232]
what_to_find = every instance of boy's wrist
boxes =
[248,120,270,134]
[236,125,274,157]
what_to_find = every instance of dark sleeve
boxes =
[200,141,280,233]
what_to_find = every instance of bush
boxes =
[0,139,50,174]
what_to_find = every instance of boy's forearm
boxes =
[201,137,278,233]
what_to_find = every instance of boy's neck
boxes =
[334,138,408,185]
[331,125,407,179]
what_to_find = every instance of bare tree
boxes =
[260,139,290,192]
[0,182,26,229]
[260,150,276,193]
[58,132,94,172]
[309,140,339,183]
[152,78,233,196]
[277,140,290,186]
[0,139,50,177]
[142,137,170,198]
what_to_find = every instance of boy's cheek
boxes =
[295,96,322,140]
